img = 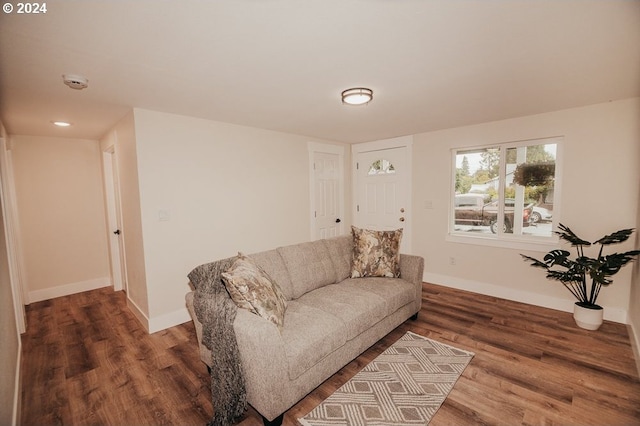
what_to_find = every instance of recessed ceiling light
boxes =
[341,87,373,105]
[52,121,72,127]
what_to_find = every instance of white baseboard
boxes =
[27,277,111,303]
[126,296,149,332]
[148,307,191,334]
[423,272,628,324]
[124,296,191,334]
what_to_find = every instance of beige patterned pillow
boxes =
[221,253,287,330]
[351,226,403,278]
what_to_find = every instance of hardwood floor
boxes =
[21,284,640,425]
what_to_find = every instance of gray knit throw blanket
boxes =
[189,257,247,426]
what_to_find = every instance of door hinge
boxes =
[314,211,317,218]
[356,162,359,170]
[357,204,360,212]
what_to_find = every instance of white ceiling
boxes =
[1,1,639,143]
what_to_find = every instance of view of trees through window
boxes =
[453,139,559,238]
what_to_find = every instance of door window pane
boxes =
[368,159,396,175]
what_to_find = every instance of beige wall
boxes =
[629,131,640,373]
[413,98,640,322]
[12,135,110,301]
[0,121,20,425]
[131,108,348,330]
[100,112,149,319]
[96,100,639,341]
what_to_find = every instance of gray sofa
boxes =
[185,234,424,425]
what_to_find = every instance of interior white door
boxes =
[313,151,342,239]
[355,146,410,252]
[102,149,126,292]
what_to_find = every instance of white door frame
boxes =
[0,138,26,333]
[308,142,345,240]
[102,146,127,292]
[352,136,413,252]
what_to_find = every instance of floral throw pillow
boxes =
[351,226,403,278]
[221,253,287,330]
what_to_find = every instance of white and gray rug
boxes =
[299,331,474,426]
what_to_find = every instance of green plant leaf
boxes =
[520,254,548,269]
[546,269,583,284]
[555,223,591,247]
[594,228,636,245]
[599,250,640,275]
[543,250,572,267]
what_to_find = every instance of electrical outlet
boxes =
[449,257,456,265]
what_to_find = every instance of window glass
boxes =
[452,139,558,240]
[368,159,396,175]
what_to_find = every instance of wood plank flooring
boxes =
[21,284,640,425]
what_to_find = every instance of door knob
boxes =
[399,217,405,222]
[113,229,121,235]
[335,218,341,223]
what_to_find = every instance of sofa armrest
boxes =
[186,290,289,420]
[399,253,424,286]
[400,253,425,315]
[233,309,290,420]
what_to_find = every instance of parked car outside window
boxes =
[454,194,533,234]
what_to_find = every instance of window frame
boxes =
[447,137,563,252]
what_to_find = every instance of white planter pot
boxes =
[573,303,603,330]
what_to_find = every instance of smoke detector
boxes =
[62,74,88,90]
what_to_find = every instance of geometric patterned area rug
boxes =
[298,331,474,426]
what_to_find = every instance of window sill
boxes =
[446,233,559,252]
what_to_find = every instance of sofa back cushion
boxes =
[322,235,352,282]
[249,249,295,301]
[277,240,337,299]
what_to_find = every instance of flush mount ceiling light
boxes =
[341,87,373,105]
[51,121,72,127]
[62,74,89,90]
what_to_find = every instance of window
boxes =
[451,137,560,245]
[368,159,396,175]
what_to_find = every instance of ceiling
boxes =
[1,1,639,144]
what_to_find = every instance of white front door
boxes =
[309,143,344,240]
[354,138,412,253]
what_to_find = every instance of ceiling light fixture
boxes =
[52,121,72,127]
[341,87,373,106]
[62,74,89,90]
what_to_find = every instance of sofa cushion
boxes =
[277,240,337,299]
[351,226,403,278]
[322,235,353,282]
[296,284,387,340]
[340,277,417,315]
[249,249,295,301]
[280,301,347,380]
[221,253,288,330]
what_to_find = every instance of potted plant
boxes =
[521,223,640,330]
